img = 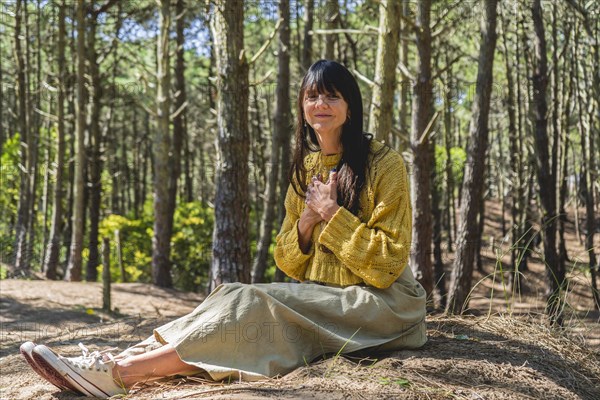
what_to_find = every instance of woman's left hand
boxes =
[305,171,340,221]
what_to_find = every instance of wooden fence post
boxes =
[102,237,111,312]
[115,229,126,282]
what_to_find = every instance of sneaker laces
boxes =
[65,343,118,372]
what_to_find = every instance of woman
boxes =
[20,60,426,398]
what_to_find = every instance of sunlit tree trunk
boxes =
[324,0,339,60]
[499,10,522,289]
[301,0,314,72]
[397,0,410,150]
[25,0,42,267]
[86,10,102,282]
[446,0,498,314]
[409,0,434,300]
[368,0,400,141]
[13,0,32,274]
[209,0,251,291]
[152,0,174,287]
[254,0,291,283]
[65,0,87,282]
[44,0,67,280]
[531,0,563,326]
[167,0,187,253]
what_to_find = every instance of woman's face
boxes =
[302,86,348,143]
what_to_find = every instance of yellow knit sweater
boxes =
[274,140,412,289]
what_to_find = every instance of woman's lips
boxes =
[314,114,332,117]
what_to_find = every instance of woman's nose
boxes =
[315,95,328,107]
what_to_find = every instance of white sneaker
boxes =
[20,341,76,392]
[32,343,126,398]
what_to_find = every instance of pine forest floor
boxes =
[1,199,599,399]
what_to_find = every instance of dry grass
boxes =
[117,314,600,400]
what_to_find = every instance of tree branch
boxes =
[418,111,440,145]
[432,54,462,81]
[310,27,378,36]
[249,18,283,65]
[352,69,374,87]
[397,62,415,81]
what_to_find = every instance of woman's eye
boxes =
[327,95,339,101]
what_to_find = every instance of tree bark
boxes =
[576,36,600,310]
[446,0,498,314]
[65,0,87,282]
[209,0,251,291]
[253,0,291,283]
[13,0,32,274]
[86,10,102,282]
[44,0,67,280]
[168,0,187,250]
[368,0,401,141]
[0,23,3,157]
[398,0,410,150]
[499,10,522,286]
[409,0,434,300]
[301,0,314,72]
[443,55,454,253]
[152,0,174,288]
[324,0,339,60]
[531,0,563,326]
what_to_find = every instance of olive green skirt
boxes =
[146,267,426,381]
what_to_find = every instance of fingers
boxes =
[329,170,338,185]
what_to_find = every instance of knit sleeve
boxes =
[317,152,412,289]
[273,184,313,281]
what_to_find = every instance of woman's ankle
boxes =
[113,361,162,388]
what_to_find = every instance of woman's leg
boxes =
[113,343,200,387]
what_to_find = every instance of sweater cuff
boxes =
[318,206,362,251]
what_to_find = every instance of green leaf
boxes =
[395,378,411,387]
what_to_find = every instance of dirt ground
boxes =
[1,200,599,399]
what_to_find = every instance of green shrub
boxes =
[171,201,214,292]
[98,200,214,291]
[0,133,21,263]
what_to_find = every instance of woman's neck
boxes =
[316,131,342,155]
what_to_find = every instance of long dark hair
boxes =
[289,60,373,216]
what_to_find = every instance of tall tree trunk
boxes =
[152,0,174,288]
[368,0,400,141]
[446,0,498,314]
[443,56,454,252]
[0,26,4,157]
[86,13,101,282]
[13,0,32,274]
[324,0,339,60]
[168,0,187,248]
[500,10,521,286]
[431,133,445,310]
[531,0,563,326]
[209,0,251,291]
[301,0,314,73]
[576,38,600,309]
[409,0,434,299]
[253,0,291,283]
[558,20,575,278]
[514,13,529,274]
[25,0,42,269]
[550,2,566,281]
[65,0,87,282]
[44,0,67,280]
[398,0,410,150]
